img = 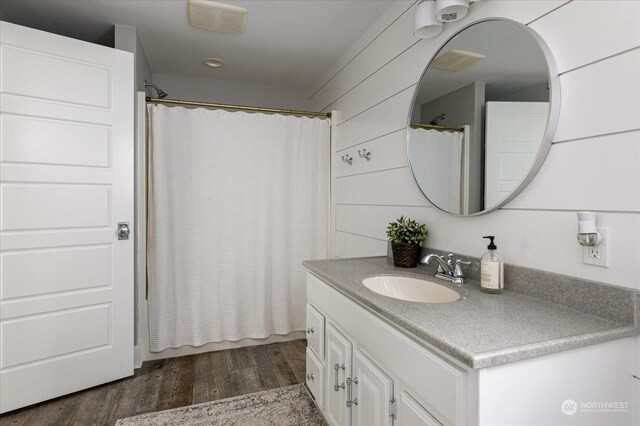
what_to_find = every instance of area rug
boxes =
[115,384,326,425]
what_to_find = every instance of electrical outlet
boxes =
[587,245,601,259]
[583,227,609,267]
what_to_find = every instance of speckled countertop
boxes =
[303,256,639,369]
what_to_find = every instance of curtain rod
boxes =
[410,122,464,132]
[146,97,331,118]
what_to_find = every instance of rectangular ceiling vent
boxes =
[188,0,247,34]
[431,50,485,71]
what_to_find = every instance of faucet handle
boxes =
[446,253,454,267]
[453,259,471,282]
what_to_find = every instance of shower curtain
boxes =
[409,128,464,213]
[146,105,330,352]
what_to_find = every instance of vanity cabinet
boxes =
[305,265,637,426]
[306,272,465,426]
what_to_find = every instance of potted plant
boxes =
[386,216,428,268]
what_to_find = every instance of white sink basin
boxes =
[362,275,460,303]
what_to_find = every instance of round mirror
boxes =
[407,19,559,216]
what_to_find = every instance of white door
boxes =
[484,101,549,207]
[325,323,352,426]
[352,350,393,426]
[0,22,134,413]
[397,391,441,426]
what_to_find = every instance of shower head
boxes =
[145,80,168,99]
[430,114,446,126]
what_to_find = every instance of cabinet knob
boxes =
[306,326,314,334]
[306,373,315,381]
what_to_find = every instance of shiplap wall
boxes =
[308,0,640,291]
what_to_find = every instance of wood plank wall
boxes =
[307,0,640,291]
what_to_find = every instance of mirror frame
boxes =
[406,18,560,217]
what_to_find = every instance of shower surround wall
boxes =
[307,0,639,414]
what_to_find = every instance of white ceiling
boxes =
[0,0,395,88]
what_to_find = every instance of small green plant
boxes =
[386,216,428,245]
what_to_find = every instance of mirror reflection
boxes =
[408,20,554,215]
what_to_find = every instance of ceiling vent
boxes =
[188,0,248,34]
[431,50,485,71]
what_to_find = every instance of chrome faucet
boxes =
[421,253,471,285]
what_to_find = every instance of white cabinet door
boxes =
[307,303,325,359]
[397,391,442,426]
[0,22,134,413]
[306,347,325,409]
[484,101,549,207]
[352,350,394,426]
[325,323,352,426]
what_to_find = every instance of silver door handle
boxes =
[334,363,345,391]
[117,222,130,240]
[346,376,358,407]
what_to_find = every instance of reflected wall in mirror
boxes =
[408,19,559,216]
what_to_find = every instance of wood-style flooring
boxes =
[0,339,307,426]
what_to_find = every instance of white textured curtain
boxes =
[147,105,330,352]
[409,128,463,213]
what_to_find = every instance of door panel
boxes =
[484,101,549,207]
[1,184,111,229]
[1,245,111,298]
[352,350,393,426]
[397,391,442,426]
[1,115,111,167]
[306,303,325,359]
[1,304,110,368]
[0,21,134,413]
[325,323,352,426]
[306,347,325,409]
[1,45,111,107]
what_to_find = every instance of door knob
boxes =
[117,222,130,240]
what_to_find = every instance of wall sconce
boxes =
[577,211,602,246]
[415,0,478,39]
[435,0,469,22]
[414,0,443,38]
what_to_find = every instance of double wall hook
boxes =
[358,149,371,161]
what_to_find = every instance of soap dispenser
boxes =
[480,236,504,294]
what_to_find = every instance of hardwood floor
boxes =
[0,339,307,426]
